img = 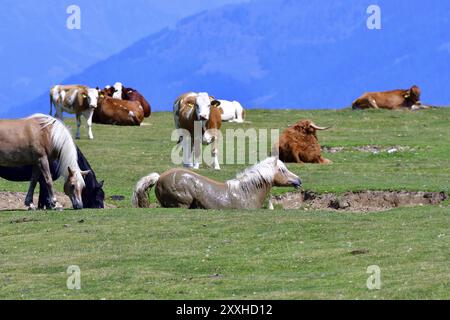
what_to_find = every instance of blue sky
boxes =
[1,0,449,116]
[0,0,248,115]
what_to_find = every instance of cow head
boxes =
[293,120,331,136]
[113,82,123,99]
[404,85,421,104]
[194,92,220,121]
[102,86,116,98]
[80,88,99,109]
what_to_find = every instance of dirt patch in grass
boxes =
[270,190,448,212]
[322,145,415,154]
[0,192,72,211]
[0,192,116,211]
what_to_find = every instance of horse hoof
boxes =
[183,164,194,169]
[28,204,37,211]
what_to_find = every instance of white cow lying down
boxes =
[219,100,246,123]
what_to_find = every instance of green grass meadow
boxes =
[0,108,449,299]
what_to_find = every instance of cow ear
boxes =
[211,100,221,107]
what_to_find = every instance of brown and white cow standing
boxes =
[274,120,332,164]
[173,92,222,170]
[352,85,424,110]
[93,89,144,126]
[50,85,99,140]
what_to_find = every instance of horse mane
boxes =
[27,114,84,186]
[227,157,281,194]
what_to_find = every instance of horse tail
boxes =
[132,173,160,208]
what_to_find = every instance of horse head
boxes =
[273,158,302,189]
[64,166,90,210]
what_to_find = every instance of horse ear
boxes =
[211,100,221,107]
[99,180,105,187]
[68,167,74,177]
[80,170,91,177]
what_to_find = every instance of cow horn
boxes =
[310,123,331,130]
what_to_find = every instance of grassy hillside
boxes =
[0,108,449,299]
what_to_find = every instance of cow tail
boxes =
[49,92,53,115]
[132,173,160,208]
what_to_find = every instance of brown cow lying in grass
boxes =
[104,83,152,117]
[93,89,144,126]
[352,85,427,110]
[274,120,332,164]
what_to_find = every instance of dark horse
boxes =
[0,146,105,209]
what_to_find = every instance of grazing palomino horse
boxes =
[173,92,222,170]
[0,146,105,209]
[0,114,90,210]
[132,157,301,209]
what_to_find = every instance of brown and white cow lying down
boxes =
[274,120,332,164]
[352,85,425,110]
[50,84,99,139]
[174,92,222,170]
[93,89,144,126]
[104,82,152,117]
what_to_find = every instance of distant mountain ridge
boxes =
[12,0,450,117]
[0,0,245,117]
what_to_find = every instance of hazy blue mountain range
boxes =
[5,0,450,117]
[0,0,246,117]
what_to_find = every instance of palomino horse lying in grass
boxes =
[132,157,301,209]
[0,114,90,210]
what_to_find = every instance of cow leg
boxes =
[182,141,194,168]
[212,143,220,170]
[56,107,64,121]
[75,114,82,139]
[83,109,94,140]
[293,153,304,164]
[174,111,184,144]
[368,98,379,109]
[193,138,202,170]
[193,141,201,170]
